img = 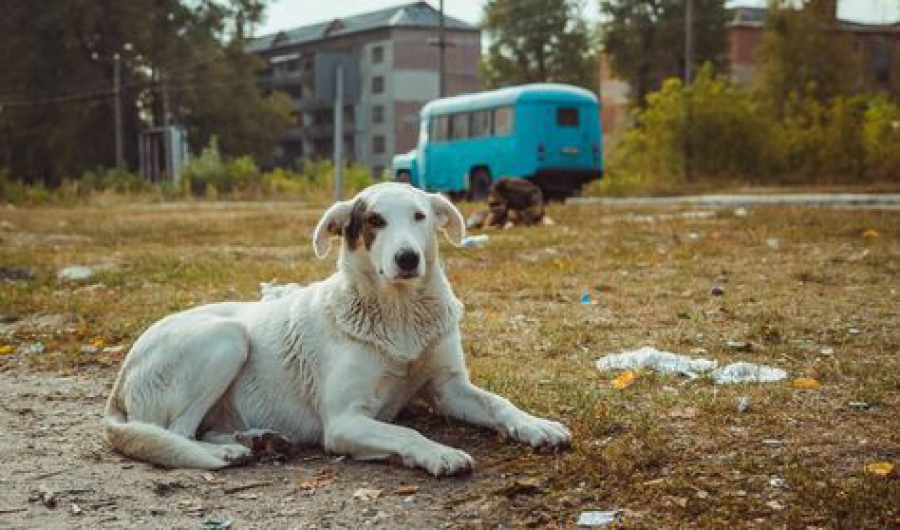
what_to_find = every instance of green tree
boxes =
[481,0,597,90]
[0,0,290,186]
[754,0,861,118]
[600,0,729,106]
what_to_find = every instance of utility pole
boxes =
[333,64,344,202]
[438,0,446,97]
[683,0,695,182]
[113,53,124,170]
[684,0,695,84]
[161,70,171,128]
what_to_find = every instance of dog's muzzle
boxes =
[395,249,421,279]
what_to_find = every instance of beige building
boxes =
[247,2,483,176]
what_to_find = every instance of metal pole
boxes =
[162,70,171,128]
[439,0,446,97]
[683,0,694,182]
[685,0,694,83]
[113,54,124,170]
[333,64,344,202]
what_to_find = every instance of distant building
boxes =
[597,53,630,144]
[729,4,900,92]
[598,4,900,138]
[246,2,483,177]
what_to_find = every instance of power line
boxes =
[0,52,231,107]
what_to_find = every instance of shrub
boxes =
[604,64,776,187]
[863,96,900,182]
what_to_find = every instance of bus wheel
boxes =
[396,170,411,183]
[468,169,491,202]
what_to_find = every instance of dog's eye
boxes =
[414,211,426,222]
[367,215,386,228]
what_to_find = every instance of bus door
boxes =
[542,103,593,169]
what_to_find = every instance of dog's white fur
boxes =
[104,182,570,475]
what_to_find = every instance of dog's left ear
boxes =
[312,200,353,258]
[430,193,465,246]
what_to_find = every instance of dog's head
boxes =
[312,183,464,283]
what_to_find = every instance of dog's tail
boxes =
[103,376,227,470]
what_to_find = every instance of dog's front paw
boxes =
[405,444,474,476]
[235,429,292,454]
[506,415,572,448]
[219,444,254,466]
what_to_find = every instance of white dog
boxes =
[104,182,570,475]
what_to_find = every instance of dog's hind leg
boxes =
[106,320,252,469]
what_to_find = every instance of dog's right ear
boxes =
[312,200,353,259]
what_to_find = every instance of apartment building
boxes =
[247,2,483,176]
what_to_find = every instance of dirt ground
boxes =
[0,370,528,529]
[1,197,898,528]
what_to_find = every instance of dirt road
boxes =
[572,192,900,209]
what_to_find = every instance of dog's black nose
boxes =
[396,249,420,273]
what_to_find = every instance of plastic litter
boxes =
[201,516,233,530]
[580,292,599,305]
[58,266,93,283]
[259,281,302,301]
[711,362,787,384]
[576,510,621,527]
[737,396,752,412]
[461,234,489,247]
[596,346,717,378]
[595,346,787,384]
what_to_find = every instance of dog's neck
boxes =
[328,251,463,364]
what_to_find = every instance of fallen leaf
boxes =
[791,377,821,390]
[862,229,880,239]
[865,462,895,476]
[90,338,106,348]
[394,485,419,495]
[612,370,638,390]
[0,345,14,355]
[297,469,335,491]
[498,477,543,497]
[352,487,382,501]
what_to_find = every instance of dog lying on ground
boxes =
[467,178,550,229]
[104,182,570,475]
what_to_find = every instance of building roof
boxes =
[247,2,477,53]
[728,4,900,32]
[422,83,598,116]
[729,6,767,28]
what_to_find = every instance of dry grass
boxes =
[1,198,898,528]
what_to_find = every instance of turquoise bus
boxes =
[392,83,602,200]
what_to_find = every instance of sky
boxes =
[257,0,900,36]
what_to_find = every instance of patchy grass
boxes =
[1,199,899,527]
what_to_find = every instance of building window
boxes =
[372,76,384,94]
[557,107,579,127]
[372,105,384,124]
[373,135,386,154]
[493,106,515,136]
[372,45,384,64]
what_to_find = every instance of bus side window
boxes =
[451,113,470,140]
[557,107,579,127]
[471,110,491,138]
[493,106,514,136]
[431,115,449,142]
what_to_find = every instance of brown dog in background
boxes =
[467,178,549,229]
